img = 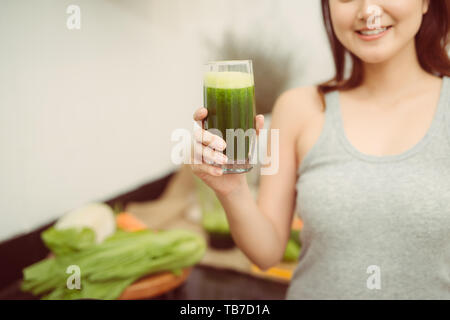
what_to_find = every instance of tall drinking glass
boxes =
[203,60,257,174]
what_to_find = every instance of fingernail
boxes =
[215,168,223,175]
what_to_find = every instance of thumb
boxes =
[255,114,265,136]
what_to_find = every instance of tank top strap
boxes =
[297,89,341,175]
[324,89,340,120]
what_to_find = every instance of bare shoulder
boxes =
[271,86,324,135]
[271,86,327,169]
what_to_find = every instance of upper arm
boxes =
[257,86,322,261]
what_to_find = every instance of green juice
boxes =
[203,72,256,168]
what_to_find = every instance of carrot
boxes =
[250,264,293,280]
[116,212,148,232]
[291,217,303,230]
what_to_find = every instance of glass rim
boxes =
[205,59,252,66]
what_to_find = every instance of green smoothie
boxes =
[203,71,256,166]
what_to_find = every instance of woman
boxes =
[191,0,450,299]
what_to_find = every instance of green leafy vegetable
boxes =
[283,230,302,262]
[201,207,230,234]
[22,229,206,300]
[290,229,301,246]
[41,227,96,256]
[283,240,301,262]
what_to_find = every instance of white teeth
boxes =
[359,27,388,35]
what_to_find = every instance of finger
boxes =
[193,107,208,121]
[193,141,228,165]
[191,163,223,177]
[203,145,228,165]
[193,129,227,151]
[255,114,265,136]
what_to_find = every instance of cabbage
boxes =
[54,203,116,243]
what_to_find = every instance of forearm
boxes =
[215,182,283,270]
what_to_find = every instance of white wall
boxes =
[0,0,333,241]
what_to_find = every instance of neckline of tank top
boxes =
[328,76,450,164]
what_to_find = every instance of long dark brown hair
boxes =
[318,0,450,101]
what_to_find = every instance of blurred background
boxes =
[0,0,333,242]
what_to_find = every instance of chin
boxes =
[353,48,396,65]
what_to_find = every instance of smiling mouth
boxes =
[356,26,392,36]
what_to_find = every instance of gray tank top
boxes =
[286,76,450,299]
